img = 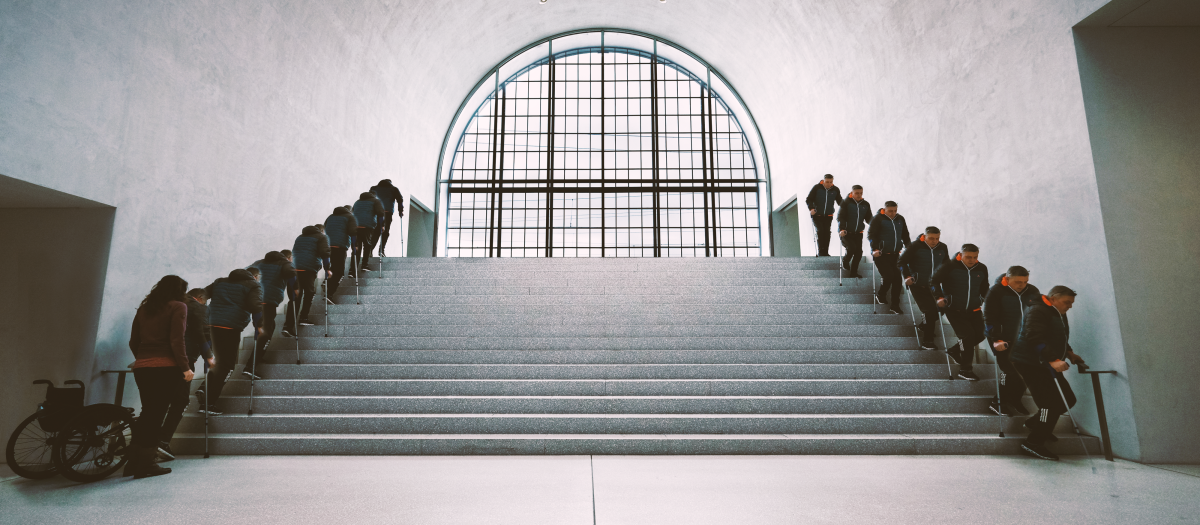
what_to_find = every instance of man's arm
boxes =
[930,264,950,306]
[898,245,914,280]
[983,284,1005,347]
[867,215,882,252]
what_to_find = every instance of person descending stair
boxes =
[898,226,950,349]
[285,225,329,336]
[248,251,296,379]
[868,201,911,314]
[983,266,1042,416]
[930,244,989,381]
[837,184,871,278]
[324,206,358,296]
[201,269,263,415]
[1010,286,1087,461]
[352,192,385,274]
[805,174,843,256]
[369,179,403,257]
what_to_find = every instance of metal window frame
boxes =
[433,28,774,257]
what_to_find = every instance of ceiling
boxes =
[0,173,110,208]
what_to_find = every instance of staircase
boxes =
[175,257,1100,455]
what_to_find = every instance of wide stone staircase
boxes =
[174,257,1100,455]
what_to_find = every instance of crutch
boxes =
[838,231,844,286]
[352,245,361,305]
[937,312,954,380]
[203,375,210,459]
[324,281,331,338]
[903,284,919,342]
[993,355,1005,437]
[247,328,258,416]
[870,250,880,315]
[294,294,303,365]
[1054,374,1097,472]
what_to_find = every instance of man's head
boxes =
[246,267,261,281]
[924,226,940,247]
[187,288,208,304]
[1047,285,1077,314]
[960,244,979,267]
[281,249,292,261]
[883,201,898,219]
[1006,266,1030,293]
[849,184,863,201]
[821,174,834,189]
[314,224,325,233]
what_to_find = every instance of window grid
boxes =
[447,47,760,258]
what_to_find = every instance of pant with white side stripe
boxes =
[1013,361,1076,445]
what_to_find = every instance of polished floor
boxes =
[2,456,1198,524]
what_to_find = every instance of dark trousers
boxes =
[841,232,863,274]
[944,309,985,371]
[995,351,1028,409]
[329,246,348,296]
[207,327,241,405]
[354,226,374,271]
[812,215,833,256]
[158,373,192,445]
[910,286,940,343]
[285,271,318,330]
[1014,361,1076,445]
[874,253,901,308]
[132,367,184,450]
[373,213,393,250]
[252,303,279,374]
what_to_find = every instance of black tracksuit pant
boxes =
[354,226,374,271]
[874,252,902,308]
[132,367,185,451]
[329,246,348,296]
[1013,361,1076,445]
[285,270,318,330]
[841,232,863,274]
[910,286,940,344]
[159,347,204,444]
[372,213,394,251]
[251,303,279,374]
[812,215,833,256]
[206,326,242,405]
[995,351,1028,409]
[944,309,985,372]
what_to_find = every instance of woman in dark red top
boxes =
[126,275,194,479]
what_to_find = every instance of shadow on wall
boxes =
[0,174,115,458]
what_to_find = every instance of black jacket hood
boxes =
[263,251,287,264]
[227,268,255,281]
[333,207,352,216]
[301,225,320,235]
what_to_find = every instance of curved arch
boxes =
[433,29,773,257]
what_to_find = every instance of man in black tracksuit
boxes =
[324,206,358,296]
[369,179,404,257]
[867,201,911,314]
[286,225,330,335]
[1010,286,1085,460]
[201,269,263,414]
[836,184,871,278]
[898,226,949,349]
[805,174,843,257]
[930,244,989,381]
[352,192,386,273]
[983,266,1043,416]
[248,251,296,379]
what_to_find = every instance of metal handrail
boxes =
[1076,363,1118,461]
[99,369,132,405]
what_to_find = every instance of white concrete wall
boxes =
[2,0,1151,457]
[1074,27,1200,464]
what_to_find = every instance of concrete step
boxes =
[211,395,1004,415]
[220,378,994,397]
[245,363,988,380]
[258,349,951,365]
[170,433,1100,456]
[330,294,874,305]
[325,303,879,315]
[334,285,873,296]
[321,313,913,326]
[292,336,921,350]
[173,412,1068,435]
[301,324,917,338]
[359,274,862,284]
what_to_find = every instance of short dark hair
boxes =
[925,226,940,235]
[281,249,292,258]
[1048,285,1077,298]
[851,184,863,191]
[961,243,979,253]
[1006,266,1029,277]
[187,288,207,300]
[884,201,898,208]
[824,174,834,180]
[246,267,260,277]
[314,224,325,232]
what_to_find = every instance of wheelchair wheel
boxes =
[51,404,134,483]
[5,412,59,480]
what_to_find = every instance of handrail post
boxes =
[1078,364,1117,461]
[100,369,132,405]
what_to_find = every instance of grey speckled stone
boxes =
[262,349,949,365]
[293,335,921,351]
[249,363,987,380]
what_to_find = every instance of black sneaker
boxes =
[299,319,315,326]
[194,389,207,407]
[988,400,1010,416]
[874,294,887,305]
[156,442,176,462]
[918,341,937,350]
[1003,402,1032,416]
[242,370,263,380]
[281,329,296,338]
[198,405,223,416]
[889,306,903,315]
[946,342,964,364]
[1020,441,1059,461]
[956,370,980,381]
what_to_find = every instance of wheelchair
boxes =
[5,380,135,482]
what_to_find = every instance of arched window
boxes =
[436,30,771,257]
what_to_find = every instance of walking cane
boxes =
[324,281,331,338]
[247,328,258,416]
[203,375,210,459]
[294,294,303,365]
[994,354,1005,437]
[904,284,919,341]
[870,251,880,315]
[838,231,844,286]
[1054,373,1097,472]
[938,312,954,380]
[353,248,361,305]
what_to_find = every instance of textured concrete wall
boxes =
[1,0,1147,456]
[1075,27,1200,464]
[0,207,113,449]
